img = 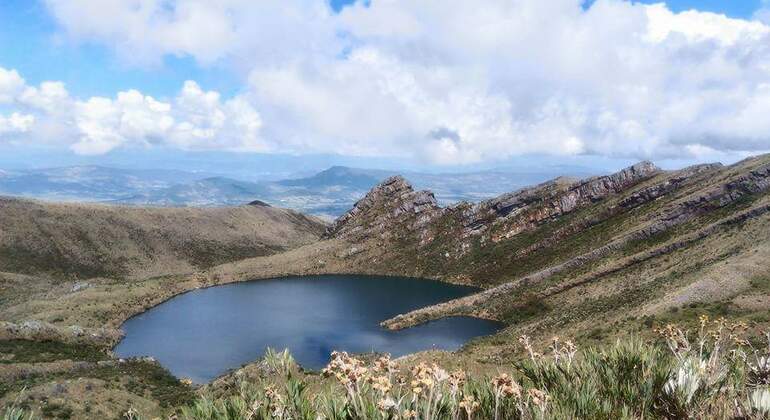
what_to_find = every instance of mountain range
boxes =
[2,153,770,418]
[0,164,596,218]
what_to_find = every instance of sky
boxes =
[1,0,770,172]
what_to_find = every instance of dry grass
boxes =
[0,197,326,280]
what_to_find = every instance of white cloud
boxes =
[645,3,770,44]
[44,0,342,67]
[0,66,267,155]
[15,0,770,163]
[169,81,265,151]
[69,83,268,155]
[19,82,70,113]
[0,67,25,104]
[249,48,522,163]
[0,113,35,136]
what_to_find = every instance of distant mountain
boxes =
[277,166,389,190]
[0,164,597,218]
[122,177,271,207]
[0,166,213,202]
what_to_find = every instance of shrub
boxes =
[161,320,770,419]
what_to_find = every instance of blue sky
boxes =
[585,0,763,16]
[0,0,240,99]
[1,0,769,171]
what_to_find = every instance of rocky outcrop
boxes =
[617,163,722,210]
[325,176,440,240]
[327,163,660,244]
[0,320,123,347]
[459,161,660,240]
[647,161,770,232]
[381,198,770,331]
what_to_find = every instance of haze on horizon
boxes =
[1,0,770,175]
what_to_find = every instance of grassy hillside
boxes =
[8,323,770,419]
[0,197,326,279]
[3,155,770,418]
[206,154,770,353]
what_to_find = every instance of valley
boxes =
[2,154,770,418]
[0,165,595,219]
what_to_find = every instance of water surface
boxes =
[115,275,501,382]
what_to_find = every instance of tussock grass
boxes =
[82,319,770,419]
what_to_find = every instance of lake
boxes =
[114,275,501,382]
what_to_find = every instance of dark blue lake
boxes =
[114,275,501,383]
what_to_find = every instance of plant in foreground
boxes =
[15,322,770,419]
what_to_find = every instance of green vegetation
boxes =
[501,297,551,325]
[3,155,770,419]
[1,395,35,420]
[63,320,765,419]
[0,340,107,365]
[0,340,194,417]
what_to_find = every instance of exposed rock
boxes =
[0,320,123,347]
[327,163,660,245]
[616,163,722,210]
[381,199,770,331]
[460,161,660,240]
[325,176,440,240]
[71,281,91,292]
[653,161,770,229]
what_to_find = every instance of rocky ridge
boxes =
[325,176,440,240]
[374,156,770,329]
[315,154,770,335]
[329,161,661,247]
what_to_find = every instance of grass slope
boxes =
[0,197,326,279]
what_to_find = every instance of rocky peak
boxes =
[460,161,661,238]
[325,176,439,239]
[326,161,661,244]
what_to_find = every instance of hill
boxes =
[208,154,770,353]
[0,165,209,202]
[0,197,325,280]
[3,154,770,418]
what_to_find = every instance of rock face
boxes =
[326,161,661,246]
[654,161,770,229]
[373,155,770,331]
[616,163,722,210]
[325,176,440,240]
[461,161,660,239]
[0,320,123,347]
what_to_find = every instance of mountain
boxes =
[0,197,325,280]
[3,154,770,418]
[208,154,770,353]
[119,165,597,218]
[121,177,272,207]
[277,166,388,189]
[0,165,596,218]
[0,166,213,202]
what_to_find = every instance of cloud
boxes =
[0,67,25,104]
[0,66,267,155]
[44,0,342,67]
[18,0,770,163]
[0,113,35,136]
[645,4,769,44]
[19,82,70,113]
